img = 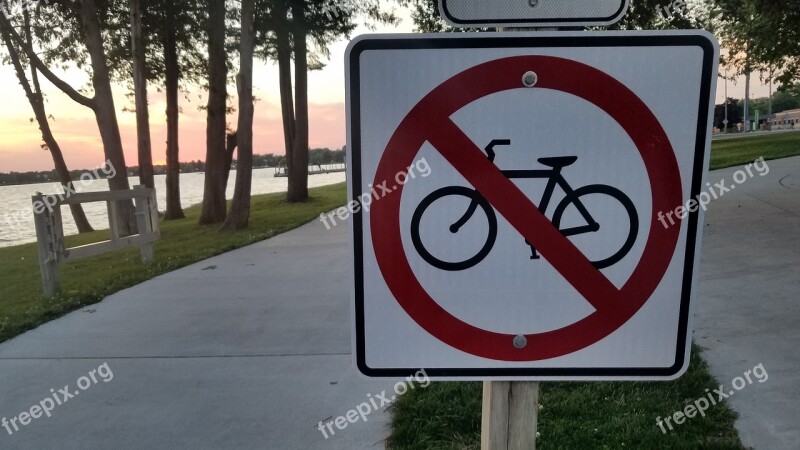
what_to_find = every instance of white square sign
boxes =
[346,31,719,380]
[439,0,630,28]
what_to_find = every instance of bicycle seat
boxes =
[537,156,578,168]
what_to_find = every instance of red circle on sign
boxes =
[370,56,682,361]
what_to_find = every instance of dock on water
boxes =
[274,163,346,178]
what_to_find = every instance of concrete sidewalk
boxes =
[694,156,800,449]
[0,219,399,449]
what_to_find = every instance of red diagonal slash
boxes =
[427,118,619,314]
[370,55,681,361]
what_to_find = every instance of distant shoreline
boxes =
[0,148,346,187]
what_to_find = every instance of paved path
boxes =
[694,156,800,449]
[0,219,400,449]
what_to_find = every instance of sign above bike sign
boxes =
[438,0,630,28]
[346,32,719,380]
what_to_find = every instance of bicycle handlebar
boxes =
[485,139,511,162]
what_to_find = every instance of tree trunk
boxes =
[131,0,154,189]
[199,0,228,225]
[288,0,309,203]
[223,131,237,188]
[80,0,136,234]
[276,2,295,191]
[223,0,255,230]
[31,89,95,233]
[163,5,184,220]
[24,9,92,233]
[1,12,93,233]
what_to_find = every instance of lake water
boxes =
[0,167,346,248]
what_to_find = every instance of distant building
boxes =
[771,108,800,130]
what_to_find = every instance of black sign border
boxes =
[349,33,716,379]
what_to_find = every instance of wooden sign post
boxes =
[478,22,550,450]
[481,381,540,450]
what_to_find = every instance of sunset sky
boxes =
[0,9,772,173]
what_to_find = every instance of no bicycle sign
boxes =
[346,32,719,380]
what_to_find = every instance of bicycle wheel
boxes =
[410,186,498,271]
[552,185,639,269]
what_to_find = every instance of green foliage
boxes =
[402,0,446,33]
[770,90,800,112]
[395,0,463,33]
[715,0,800,85]
[107,0,209,87]
[252,148,345,167]
[308,147,346,165]
[254,0,388,69]
[713,98,741,131]
[0,183,347,343]
[608,0,700,30]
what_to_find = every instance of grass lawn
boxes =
[388,348,743,449]
[710,130,800,170]
[0,183,346,343]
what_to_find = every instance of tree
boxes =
[714,97,741,131]
[0,5,93,233]
[288,0,309,202]
[131,0,154,189]
[261,0,306,203]
[106,0,208,220]
[772,90,800,113]
[610,0,696,30]
[199,0,228,224]
[158,1,208,220]
[79,0,135,209]
[0,0,136,233]
[271,0,297,200]
[162,2,186,219]
[223,0,255,230]
[716,0,800,87]
[260,0,376,203]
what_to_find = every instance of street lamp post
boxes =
[744,70,750,133]
[723,69,729,133]
[768,74,773,131]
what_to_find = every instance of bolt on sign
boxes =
[439,0,630,28]
[346,31,719,380]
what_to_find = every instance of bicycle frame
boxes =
[451,142,599,237]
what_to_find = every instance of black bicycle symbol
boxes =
[410,140,639,271]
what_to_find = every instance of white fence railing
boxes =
[33,185,160,296]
